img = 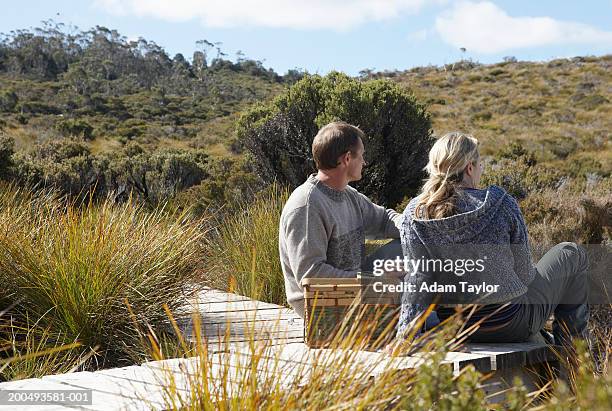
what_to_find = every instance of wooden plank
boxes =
[192,301,286,313]
[142,353,307,397]
[174,309,303,343]
[42,372,168,410]
[180,309,304,345]
[229,342,492,377]
[198,288,252,303]
[205,337,305,354]
[0,378,86,411]
[196,323,304,343]
[201,321,302,335]
[96,365,193,393]
[195,309,301,324]
[462,342,554,370]
[302,278,361,286]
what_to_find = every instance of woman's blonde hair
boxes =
[416,132,480,219]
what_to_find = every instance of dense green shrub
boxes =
[55,118,94,140]
[237,72,433,207]
[12,139,102,198]
[496,141,537,166]
[11,139,211,204]
[171,156,260,216]
[0,133,14,179]
[0,89,18,112]
[481,158,562,199]
[106,148,210,204]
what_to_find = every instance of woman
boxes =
[397,132,590,349]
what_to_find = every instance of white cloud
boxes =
[95,0,437,30]
[435,1,612,53]
[407,28,429,42]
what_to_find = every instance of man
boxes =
[279,121,403,318]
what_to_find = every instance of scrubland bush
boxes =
[170,156,260,216]
[237,72,433,208]
[10,138,212,204]
[481,158,563,200]
[521,181,611,256]
[55,118,94,140]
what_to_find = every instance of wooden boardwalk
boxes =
[0,288,558,410]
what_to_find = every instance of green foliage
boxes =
[237,72,433,207]
[55,118,94,140]
[504,377,529,411]
[400,347,487,410]
[12,139,102,198]
[11,138,211,204]
[538,340,612,410]
[171,156,260,216]
[497,141,537,166]
[0,133,14,179]
[0,89,18,112]
[0,323,84,381]
[481,158,563,200]
[107,147,210,204]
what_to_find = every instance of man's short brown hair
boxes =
[312,122,364,170]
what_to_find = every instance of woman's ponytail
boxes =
[417,132,479,219]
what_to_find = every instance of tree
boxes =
[192,51,206,82]
[237,72,433,207]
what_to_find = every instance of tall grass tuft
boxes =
[0,182,207,370]
[204,183,289,305]
[150,303,610,410]
[152,305,496,410]
[0,320,85,381]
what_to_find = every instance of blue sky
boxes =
[2,1,611,76]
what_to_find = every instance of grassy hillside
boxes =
[3,55,610,167]
[388,56,611,177]
[0,66,285,158]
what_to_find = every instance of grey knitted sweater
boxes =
[397,185,536,337]
[280,174,402,317]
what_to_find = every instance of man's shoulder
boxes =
[281,180,325,219]
[344,184,370,203]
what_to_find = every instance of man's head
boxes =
[312,122,366,182]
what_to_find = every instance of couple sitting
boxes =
[279,121,590,349]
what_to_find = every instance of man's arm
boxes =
[282,205,357,286]
[356,192,402,239]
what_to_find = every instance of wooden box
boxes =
[301,275,400,350]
